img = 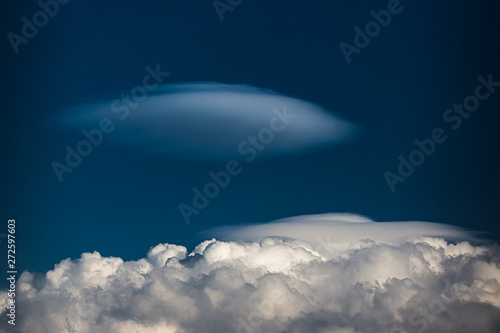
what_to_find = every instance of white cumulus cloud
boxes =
[1,214,499,333]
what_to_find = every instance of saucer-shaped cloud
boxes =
[208,213,476,257]
[2,214,499,333]
[59,83,360,160]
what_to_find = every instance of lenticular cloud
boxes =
[59,83,359,160]
[1,214,500,333]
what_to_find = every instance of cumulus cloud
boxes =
[2,214,499,333]
[58,83,359,160]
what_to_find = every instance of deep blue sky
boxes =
[1,0,499,277]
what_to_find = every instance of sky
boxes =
[1,0,500,331]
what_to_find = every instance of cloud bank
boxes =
[1,214,499,333]
[59,83,359,160]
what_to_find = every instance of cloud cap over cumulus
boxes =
[58,83,360,160]
[2,214,499,333]
[207,213,480,257]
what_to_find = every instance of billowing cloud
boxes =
[2,214,499,333]
[58,83,359,160]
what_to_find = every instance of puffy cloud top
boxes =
[1,214,499,333]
